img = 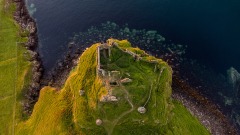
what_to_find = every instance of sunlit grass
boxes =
[0,0,32,134]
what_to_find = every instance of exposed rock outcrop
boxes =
[13,0,43,115]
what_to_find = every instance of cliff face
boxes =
[14,0,37,49]
[13,0,43,115]
[16,40,209,135]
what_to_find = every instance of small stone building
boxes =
[138,107,146,114]
[79,90,85,96]
[96,119,103,125]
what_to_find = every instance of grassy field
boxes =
[16,39,210,135]
[16,44,105,135]
[0,0,32,134]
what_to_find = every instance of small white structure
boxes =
[120,78,132,83]
[110,96,118,101]
[100,95,118,102]
[96,119,103,126]
[138,107,146,114]
[79,90,85,96]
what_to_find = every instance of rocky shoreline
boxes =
[11,1,239,133]
[41,45,83,89]
[172,75,239,135]
[13,0,43,115]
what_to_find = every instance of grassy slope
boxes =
[17,44,105,135]
[17,40,209,135]
[0,0,32,134]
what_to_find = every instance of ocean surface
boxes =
[26,0,240,128]
[26,0,240,73]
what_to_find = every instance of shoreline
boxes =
[172,75,239,135]
[13,0,43,115]
[12,1,239,134]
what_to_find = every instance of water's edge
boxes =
[13,0,43,115]
[18,0,239,133]
[172,75,238,134]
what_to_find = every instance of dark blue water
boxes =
[27,0,240,73]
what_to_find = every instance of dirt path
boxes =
[143,83,153,107]
[103,84,134,135]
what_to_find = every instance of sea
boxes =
[26,0,240,129]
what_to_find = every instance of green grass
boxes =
[16,40,210,135]
[99,45,173,127]
[112,100,209,135]
[16,44,106,135]
[0,0,32,134]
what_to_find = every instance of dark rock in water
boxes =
[57,62,63,67]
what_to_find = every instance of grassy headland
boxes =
[16,39,209,135]
[0,0,32,134]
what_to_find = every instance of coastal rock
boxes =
[13,0,43,115]
[227,67,240,97]
[26,21,37,34]
[227,67,240,85]
[32,72,41,83]
[28,50,38,60]
[31,82,40,89]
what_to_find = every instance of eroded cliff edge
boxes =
[13,0,43,115]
